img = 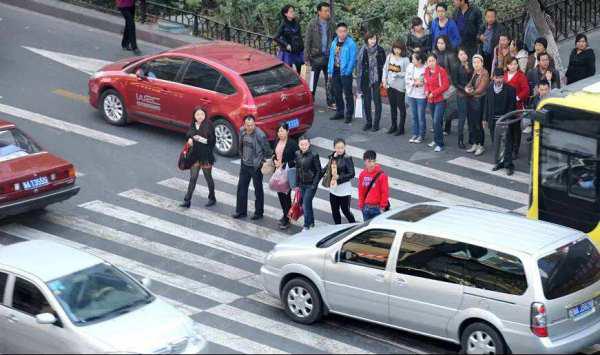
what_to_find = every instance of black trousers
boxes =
[120,6,138,50]
[332,69,354,119]
[184,164,215,203]
[329,194,356,225]
[277,190,292,222]
[467,97,484,145]
[235,164,264,216]
[388,88,406,132]
[491,120,520,169]
[362,82,383,127]
[312,60,334,106]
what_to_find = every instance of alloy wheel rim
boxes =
[467,330,497,355]
[287,286,313,318]
[215,124,233,153]
[104,94,123,122]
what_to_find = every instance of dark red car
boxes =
[88,41,314,156]
[0,120,79,217]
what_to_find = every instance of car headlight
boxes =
[90,71,104,79]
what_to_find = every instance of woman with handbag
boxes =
[294,136,321,231]
[323,138,356,225]
[272,123,298,230]
[180,107,216,208]
[357,32,386,132]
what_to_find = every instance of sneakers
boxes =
[474,145,485,156]
[409,136,417,143]
[414,137,424,144]
[434,146,443,152]
[428,141,436,148]
[466,144,478,153]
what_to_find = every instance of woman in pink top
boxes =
[117,0,141,54]
[423,53,450,152]
[272,123,299,230]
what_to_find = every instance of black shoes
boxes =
[279,218,290,230]
[329,115,344,121]
[507,167,515,176]
[492,164,504,172]
[133,48,142,55]
[458,139,466,150]
[387,126,398,134]
[371,126,380,132]
[344,117,352,124]
[363,124,372,131]
[179,201,191,208]
[251,214,264,221]
[232,212,247,219]
[394,130,404,136]
[205,199,216,207]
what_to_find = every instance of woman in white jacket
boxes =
[405,51,428,143]
[382,40,411,135]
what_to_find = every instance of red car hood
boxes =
[0,152,71,181]
[100,55,149,72]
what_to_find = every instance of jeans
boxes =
[301,186,317,228]
[332,69,354,119]
[277,190,292,222]
[467,96,484,145]
[184,164,215,203]
[456,95,469,142]
[312,61,334,106]
[408,96,427,138]
[120,6,138,50]
[235,164,264,216]
[362,81,382,127]
[429,101,446,148]
[362,206,382,221]
[388,88,406,131]
[329,194,356,225]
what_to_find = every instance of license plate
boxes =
[568,300,595,320]
[22,176,49,190]
[287,118,300,129]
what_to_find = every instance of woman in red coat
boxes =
[503,56,529,158]
[423,53,450,152]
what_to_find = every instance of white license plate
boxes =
[287,118,300,129]
[22,176,49,190]
[569,300,595,319]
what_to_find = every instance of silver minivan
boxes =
[261,204,600,354]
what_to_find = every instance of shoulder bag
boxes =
[363,172,391,212]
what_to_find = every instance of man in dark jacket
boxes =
[304,2,336,108]
[478,8,504,73]
[526,52,561,95]
[233,116,273,220]
[295,137,322,230]
[453,0,482,56]
[484,68,517,175]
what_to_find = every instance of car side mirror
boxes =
[330,250,340,263]
[135,68,147,80]
[36,313,57,325]
[141,277,152,288]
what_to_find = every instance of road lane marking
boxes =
[206,304,373,354]
[23,46,111,75]
[0,223,241,304]
[0,103,137,146]
[311,137,529,206]
[447,156,530,185]
[194,323,289,354]
[52,89,89,103]
[119,189,287,244]
[42,213,255,281]
[79,200,267,263]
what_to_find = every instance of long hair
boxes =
[192,106,214,137]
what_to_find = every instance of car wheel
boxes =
[281,278,323,325]
[213,118,238,157]
[101,89,128,126]
[461,322,507,355]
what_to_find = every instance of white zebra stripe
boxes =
[447,156,530,185]
[194,323,288,354]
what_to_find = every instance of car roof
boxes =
[0,240,102,282]
[171,41,282,74]
[0,120,16,130]
[374,204,580,256]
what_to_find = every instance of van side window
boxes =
[0,272,7,304]
[397,233,528,295]
[12,278,53,316]
[340,229,396,270]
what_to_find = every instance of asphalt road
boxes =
[0,3,535,354]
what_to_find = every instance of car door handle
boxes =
[6,314,18,323]
[374,274,386,283]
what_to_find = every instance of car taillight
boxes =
[0,183,16,194]
[68,167,76,178]
[531,302,548,337]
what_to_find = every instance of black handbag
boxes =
[178,143,194,170]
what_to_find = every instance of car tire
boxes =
[100,89,128,126]
[281,277,323,325]
[460,322,507,355]
[213,118,238,157]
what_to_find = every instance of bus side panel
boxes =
[527,120,541,220]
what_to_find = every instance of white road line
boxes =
[79,200,267,263]
[513,205,530,215]
[447,156,530,185]
[311,137,528,206]
[222,164,363,220]
[23,46,111,75]
[120,188,287,244]
[42,213,255,281]
[206,304,373,354]
[0,224,241,304]
[0,103,137,146]
[194,323,288,354]
[247,291,283,309]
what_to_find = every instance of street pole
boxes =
[329,0,334,21]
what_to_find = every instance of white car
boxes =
[0,239,207,354]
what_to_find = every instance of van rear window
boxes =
[538,238,600,300]
[242,64,301,97]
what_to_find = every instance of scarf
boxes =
[494,82,504,94]
[357,45,380,86]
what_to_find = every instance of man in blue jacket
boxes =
[328,23,358,123]
[430,3,461,50]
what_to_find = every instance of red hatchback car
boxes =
[89,41,314,156]
[0,120,79,217]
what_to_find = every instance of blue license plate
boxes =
[287,118,300,129]
[568,300,595,319]
[22,176,49,190]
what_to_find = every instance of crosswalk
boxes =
[0,129,534,353]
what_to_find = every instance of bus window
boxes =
[541,149,569,192]
[569,157,597,200]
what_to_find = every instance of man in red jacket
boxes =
[358,150,390,221]
[117,0,141,55]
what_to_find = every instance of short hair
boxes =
[507,56,519,65]
[535,37,548,49]
[493,67,504,77]
[411,16,423,29]
[244,116,255,122]
[392,40,407,56]
[436,35,452,51]
[538,52,551,61]
[436,3,448,11]
[363,150,377,161]
[281,4,294,18]
[337,22,348,29]
[333,138,346,146]
[298,135,310,142]
[316,2,329,12]
[499,32,511,41]
[485,8,496,15]
[576,33,588,44]
[364,31,378,42]
[538,79,550,87]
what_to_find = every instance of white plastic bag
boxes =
[309,71,315,90]
[355,94,363,119]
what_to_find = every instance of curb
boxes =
[0,0,195,48]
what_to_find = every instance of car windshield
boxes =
[47,263,154,325]
[242,64,301,97]
[316,223,368,248]
[538,238,600,300]
[0,129,41,162]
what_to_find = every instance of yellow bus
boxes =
[526,75,600,245]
